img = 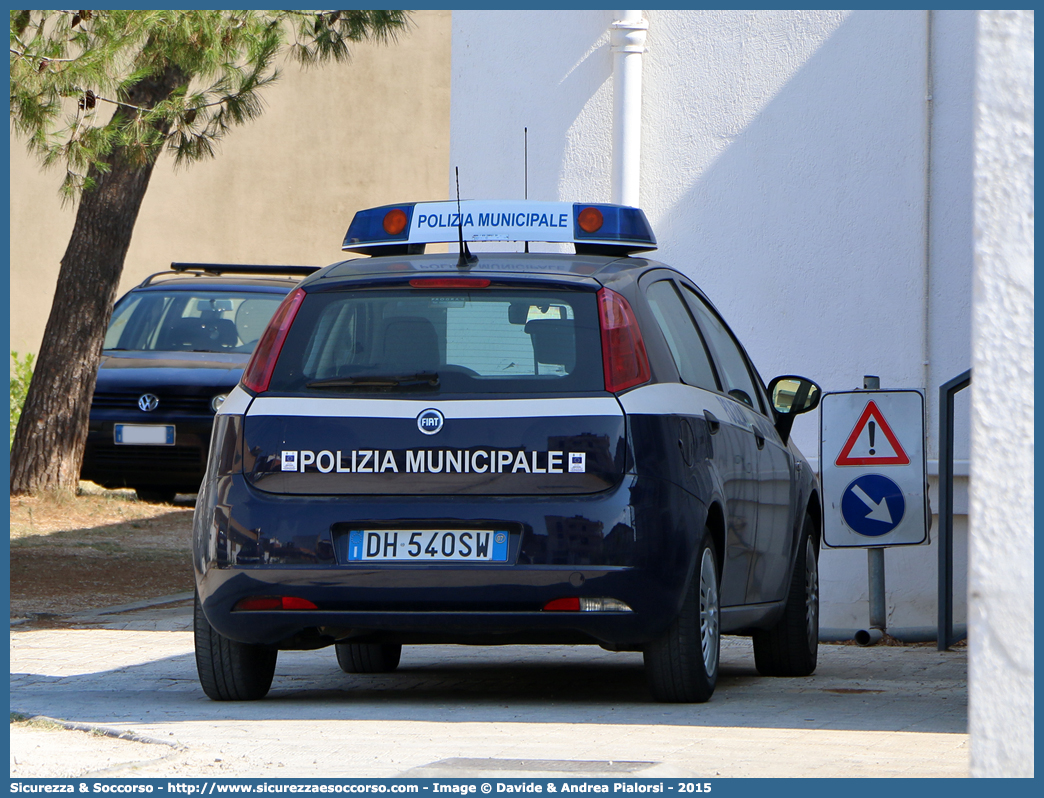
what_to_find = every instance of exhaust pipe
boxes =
[854,628,884,646]
[820,625,967,645]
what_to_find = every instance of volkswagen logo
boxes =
[138,394,160,412]
[417,408,444,435]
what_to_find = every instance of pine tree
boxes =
[9,10,411,494]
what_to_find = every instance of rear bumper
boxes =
[198,568,663,649]
[194,472,708,648]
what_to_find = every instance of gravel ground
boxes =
[9,484,194,618]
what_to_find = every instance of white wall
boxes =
[968,9,1034,778]
[452,10,977,631]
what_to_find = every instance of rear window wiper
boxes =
[306,372,440,389]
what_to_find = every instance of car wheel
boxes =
[753,512,819,677]
[194,590,277,700]
[644,534,720,703]
[335,642,403,674]
[135,487,178,504]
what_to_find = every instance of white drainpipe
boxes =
[611,10,648,207]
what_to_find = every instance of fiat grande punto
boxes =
[193,201,823,703]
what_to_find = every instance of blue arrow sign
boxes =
[841,474,906,537]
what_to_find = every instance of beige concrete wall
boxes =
[9,10,451,356]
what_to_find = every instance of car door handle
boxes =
[704,410,720,434]
[752,424,766,449]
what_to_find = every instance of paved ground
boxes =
[10,599,969,779]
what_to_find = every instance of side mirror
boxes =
[767,375,821,443]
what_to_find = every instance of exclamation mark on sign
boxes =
[868,421,876,455]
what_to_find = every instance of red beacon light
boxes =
[383,208,408,235]
[577,206,604,233]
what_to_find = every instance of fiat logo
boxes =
[138,393,160,412]
[417,408,444,435]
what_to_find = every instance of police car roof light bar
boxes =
[342,201,657,257]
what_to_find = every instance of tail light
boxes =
[597,288,650,393]
[543,597,581,611]
[233,596,319,612]
[241,287,306,394]
[542,597,634,612]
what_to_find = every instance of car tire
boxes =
[644,534,720,703]
[136,487,178,504]
[335,642,403,674]
[753,512,819,677]
[194,591,277,700]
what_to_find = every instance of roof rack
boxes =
[139,263,320,287]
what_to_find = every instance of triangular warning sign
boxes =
[835,400,910,466]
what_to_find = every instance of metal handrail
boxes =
[938,368,971,650]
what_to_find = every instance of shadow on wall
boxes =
[643,11,942,466]
[451,10,614,203]
[451,10,975,461]
[652,12,928,389]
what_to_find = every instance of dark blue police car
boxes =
[193,201,822,703]
[80,264,316,503]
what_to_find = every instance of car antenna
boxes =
[455,167,477,269]
[524,127,529,254]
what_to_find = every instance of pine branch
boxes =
[11,9,415,191]
[10,47,78,64]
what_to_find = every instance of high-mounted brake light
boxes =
[233,596,318,611]
[598,288,651,393]
[409,278,491,289]
[241,287,305,394]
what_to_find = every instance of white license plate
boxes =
[114,424,175,445]
[347,530,509,563]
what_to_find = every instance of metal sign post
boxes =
[821,378,928,643]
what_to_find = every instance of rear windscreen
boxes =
[267,288,603,394]
[105,290,286,354]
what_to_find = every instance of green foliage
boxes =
[10,351,35,446]
[9,10,411,198]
